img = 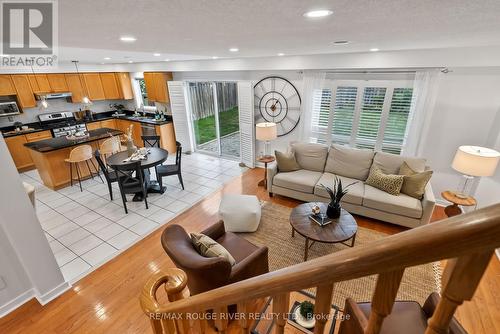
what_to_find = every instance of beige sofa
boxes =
[267,143,436,228]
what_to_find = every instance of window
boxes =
[132,78,156,110]
[311,80,414,154]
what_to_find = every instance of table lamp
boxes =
[256,122,277,158]
[451,145,500,198]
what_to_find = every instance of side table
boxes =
[256,156,275,188]
[441,190,477,217]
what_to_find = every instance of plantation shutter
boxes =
[168,81,194,153]
[237,81,255,168]
[310,89,332,143]
[382,88,414,154]
[331,86,358,145]
[354,87,387,150]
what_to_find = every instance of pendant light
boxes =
[72,60,92,105]
[31,64,49,110]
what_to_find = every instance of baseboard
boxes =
[435,199,447,207]
[35,281,71,305]
[0,289,35,318]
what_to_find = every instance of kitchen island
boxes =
[25,128,122,190]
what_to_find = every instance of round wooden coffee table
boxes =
[290,202,358,261]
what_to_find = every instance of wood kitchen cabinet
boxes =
[25,130,52,142]
[65,73,86,103]
[28,74,51,94]
[155,123,176,153]
[83,73,105,100]
[5,135,34,171]
[115,73,133,99]
[46,74,69,92]
[86,122,101,131]
[115,119,142,147]
[143,72,172,104]
[100,73,121,100]
[10,75,37,108]
[100,119,117,129]
[0,75,16,95]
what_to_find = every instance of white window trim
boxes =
[132,77,157,112]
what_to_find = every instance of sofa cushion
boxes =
[373,151,426,175]
[363,185,423,219]
[314,173,365,205]
[324,144,375,181]
[275,150,300,172]
[399,162,433,199]
[291,142,329,172]
[273,169,323,193]
[365,166,404,196]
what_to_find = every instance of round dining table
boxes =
[107,147,169,201]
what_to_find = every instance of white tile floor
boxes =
[21,153,247,283]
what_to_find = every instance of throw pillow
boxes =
[399,161,433,199]
[275,150,300,172]
[190,233,236,266]
[365,166,404,196]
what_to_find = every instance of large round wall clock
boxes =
[254,76,301,137]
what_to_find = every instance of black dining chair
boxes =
[156,141,184,190]
[142,135,161,148]
[94,149,132,201]
[113,161,148,214]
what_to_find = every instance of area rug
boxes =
[239,201,441,308]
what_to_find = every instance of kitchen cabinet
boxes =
[155,123,176,153]
[143,72,156,103]
[100,119,117,129]
[65,73,86,103]
[115,119,142,147]
[5,135,34,171]
[115,73,133,99]
[0,75,16,95]
[86,122,101,131]
[46,74,69,92]
[143,72,172,104]
[28,74,51,94]
[100,73,121,100]
[11,75,37,108]
[83,73,105,100]
[25,130,52,142]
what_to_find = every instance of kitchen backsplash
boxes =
[0,99,136,126]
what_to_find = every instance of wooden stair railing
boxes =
[140,203,500,334]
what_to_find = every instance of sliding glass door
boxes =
[187,81,240,159]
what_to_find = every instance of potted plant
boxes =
[294,300,315,329]
[321,176,356,219]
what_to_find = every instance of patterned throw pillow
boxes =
[275,150,301,172]
[366,166,404,195]
[399,161,433,199]
[190,233,236,266]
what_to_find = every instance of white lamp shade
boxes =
[256,122,277,141]
[451,145,500,176]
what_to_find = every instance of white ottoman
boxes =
[219,195,261,232]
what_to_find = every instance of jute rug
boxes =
[239,201,441,308]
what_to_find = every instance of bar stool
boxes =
[65,145,101,191]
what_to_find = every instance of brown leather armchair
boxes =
[161,221,269,295]
[338,292,467,334]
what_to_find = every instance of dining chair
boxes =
[94,149,131,201]
[156,141,184,190]
[65,145,102,191]
[113,161,148,214]
[141,135,161,148]
[99,136,121,162]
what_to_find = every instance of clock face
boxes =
[254,76,301,137]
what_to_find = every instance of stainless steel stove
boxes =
[38,112,87,137]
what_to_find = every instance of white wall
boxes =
[0,136,70,317]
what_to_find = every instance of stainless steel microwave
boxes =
[0,101,21,116]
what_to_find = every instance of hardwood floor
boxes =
[0,168,497,333]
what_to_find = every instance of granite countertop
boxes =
[1,110,172,138]
[24,128,123,153]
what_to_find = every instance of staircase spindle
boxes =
[273,292,290,334]
[214,306,229,334]
[365,269,405,334]
[237,301,251,333]
[425,251,493,334]
[314,282,334,334]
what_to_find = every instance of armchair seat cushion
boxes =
[216,231,259,264]
[273,169,323,193]
[363,185,423,219]
[314,173,365,205]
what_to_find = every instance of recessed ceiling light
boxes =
[303,10,333,18]
[333,40,350,45]
[229,48,239,52]
[103,57,111,60]
[153,53,161,57]
[128,60,133,63]
[120,36,136,42]
[277,53,285,56]
[164,59,170,62]
[212,56,219,59]
[370,48,379,52]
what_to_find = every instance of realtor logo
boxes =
[1,0,57,67]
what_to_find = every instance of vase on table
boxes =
[126,140,137,157]
[326,202,341,219]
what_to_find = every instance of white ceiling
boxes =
[56,0,500,65]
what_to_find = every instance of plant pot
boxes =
[294,307,315,329]
[326,203,341,219]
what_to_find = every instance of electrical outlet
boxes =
[0,276,6,290]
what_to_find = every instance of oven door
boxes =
[0,102,21,116]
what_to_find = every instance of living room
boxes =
[0,1,499,334]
